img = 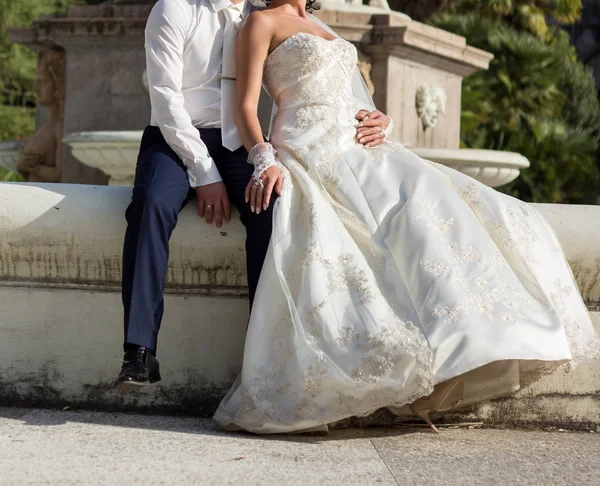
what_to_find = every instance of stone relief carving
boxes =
[415,85,446,130]
[16,46,66,182]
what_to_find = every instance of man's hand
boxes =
[245,165,284,215]
[355,110,391,148]
[195,181,231,228]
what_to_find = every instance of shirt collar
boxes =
[209,0,247,13]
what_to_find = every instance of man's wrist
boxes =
[188,159,222,187]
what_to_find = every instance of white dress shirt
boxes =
[145,0,251,187]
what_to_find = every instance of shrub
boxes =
[430,12,600,203]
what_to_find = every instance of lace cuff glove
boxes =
[383,117,394,139]
[248,142,278,182]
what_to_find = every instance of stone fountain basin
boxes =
[63,131,529,188]
[0,141,24,173]
[411,148,530,188]
[62,131,143,186]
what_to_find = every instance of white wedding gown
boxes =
[214,33,599,433]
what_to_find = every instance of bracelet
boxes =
[248,142,277,182]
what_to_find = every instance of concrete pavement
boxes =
[0,407,599,485]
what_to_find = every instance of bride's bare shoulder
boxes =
[243,10,276,34]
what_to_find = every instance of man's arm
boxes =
[145,0,221,188]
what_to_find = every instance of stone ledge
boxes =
[368,29,493,77]
[10,8,494,74]
[8,23,146,49]
[5,27,38,47]
[313,11,494,76]
[370,15,493,73]
[373,12,465,45]
[8,15,148,49]
[0,183,248,291]
[2,184,598,304]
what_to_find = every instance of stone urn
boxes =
[62,131,141,186]
[411,148,530,188]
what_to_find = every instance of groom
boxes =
[115,0,392,391]
[115,0,274,391]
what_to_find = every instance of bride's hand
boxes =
[245,165,284,215]
[355,110,391,148]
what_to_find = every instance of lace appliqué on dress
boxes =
[454,180,600,367]
[415,196,542,325]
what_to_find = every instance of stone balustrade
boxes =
[0,182,598,426]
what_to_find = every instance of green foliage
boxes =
[429,10,600,203]
[0,1,73,102]
[444,0,583,37]
[0,0,93,142]
[0,166,24,182]
[0,104,36,141]
[0,105,33,180]
[0,0,105,182]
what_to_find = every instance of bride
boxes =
[213,0,599,434]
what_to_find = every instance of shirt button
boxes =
[192,175,197,182]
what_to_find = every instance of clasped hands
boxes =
[195,109,391,226]
[354,109,392,148]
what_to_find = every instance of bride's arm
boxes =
[235,13,283,214]
[235,13,272,151]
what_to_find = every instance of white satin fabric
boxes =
[214,33,600,434]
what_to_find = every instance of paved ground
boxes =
[0,407,599,485]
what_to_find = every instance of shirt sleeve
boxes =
[145,0,222,187]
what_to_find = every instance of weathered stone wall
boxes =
[0,182,247,413]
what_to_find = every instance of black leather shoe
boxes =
[114,346,161,393]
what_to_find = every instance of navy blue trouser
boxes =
[122,126,274,353]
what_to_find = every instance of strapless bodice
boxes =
[263,33,358,105]
[263,33,369,188]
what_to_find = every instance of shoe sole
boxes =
[115,378,161,394]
